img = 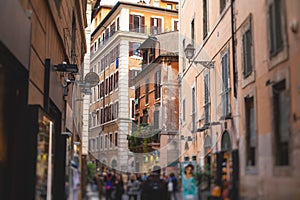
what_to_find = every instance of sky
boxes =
[100,0,150,6]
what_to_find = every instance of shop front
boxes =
[210,131,239,200]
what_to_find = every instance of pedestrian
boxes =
[141,168,168,200]
[71,161,80,200]
[105,172,114,200]
[127,174,140,200]
[114,173,124,200]
[170,173,178,200]
[96,173,104,199]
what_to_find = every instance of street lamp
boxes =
[184,44,214,69]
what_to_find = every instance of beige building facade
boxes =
[179,0,300,199]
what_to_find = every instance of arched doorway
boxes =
[111,159,117,169]
[221,131,232,151]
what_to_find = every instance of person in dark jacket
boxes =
[114,173,124,200]
[141,169,168,200]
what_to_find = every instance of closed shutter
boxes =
[158,18,162,33]
[129,42,133,56]
[129,14,134,31]
[174,21,178,31]
[150,18,154,34]
[141,16,145,33]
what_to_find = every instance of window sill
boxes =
[242,70,255,89]
[245,166,258,175]
[273,165,291,177]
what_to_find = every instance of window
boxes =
[167,4,172,9]
[100,135,103,149]
[273,80,289,166]
[129,42,141,57]
[131,99,135,119]
[114,132,118,147]
[220,0,226,13]
[154,110,159,129]
[151,18,162,34]
[183,99,186,123]
[155,71,161,99]
[221,52,230,116]
[116,17,120,31]
[110,22,115,36]
[154,1,159,7]
[192,87,196,132]
[145,79,149,105]
[97,38,101,50]
[204,74,210,124]
[135,86,140,109]
[94,43,97,52]
[183,39,186,71]
[105,135,108,149]
[97,136,99,150]
[105,28,109,41]
[109,133,113,148]
[203,0,208,39]
[129,14,145,33]
[245,96,256,166]
[149,45,155,63]
[243,25,253,77]
[191,19,195,45]
[173,20,179,31]
[129,69,139,86]
[102,32,105,45]
[114,71,119,89]
[268,0,283,56]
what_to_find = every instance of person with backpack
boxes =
[141,169,168,200]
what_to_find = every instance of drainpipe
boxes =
[231,2,239,200]
[231,0,237,98]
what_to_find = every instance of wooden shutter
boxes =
[129,42,133,56]
[129,14,134,31]
[141,16,145,33]
[174,21,178,31]
[150,18,154,34]
[158,18,162,33]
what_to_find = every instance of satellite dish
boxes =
[84,72,99,87]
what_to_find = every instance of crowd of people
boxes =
[91,169,178,200]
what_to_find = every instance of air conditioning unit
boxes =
[176,5,179,10]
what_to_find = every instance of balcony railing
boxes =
[127,123,160,153]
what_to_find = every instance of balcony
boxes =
[127,123,160,153]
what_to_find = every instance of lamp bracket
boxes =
[192,60,215,69]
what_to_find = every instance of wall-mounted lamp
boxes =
[184,44,214,69]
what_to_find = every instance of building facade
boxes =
[179,0,300,199]
[179,0,240,199]
[0,0,87,199]
[235,0,300,199]
[89,1,178,172]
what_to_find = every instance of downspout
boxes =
[231,0,237,98]
[231,2,239,200]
